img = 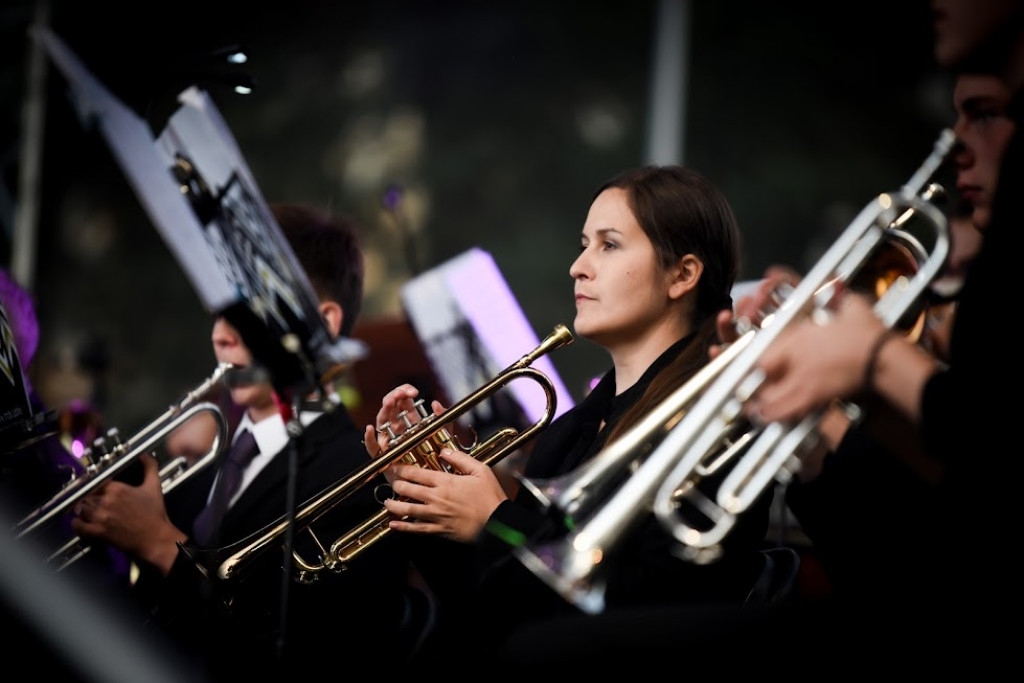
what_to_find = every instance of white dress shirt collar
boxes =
[225,399,331,505]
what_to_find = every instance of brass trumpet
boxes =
[204,324,574,585]
[514,129,955,614]
[15,363,233,569]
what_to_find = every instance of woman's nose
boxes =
[570,251,590,279]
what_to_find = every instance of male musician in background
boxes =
[772,69,1014,603]
[70,203,429,680]
[724,0,1022,668]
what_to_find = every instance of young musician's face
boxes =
[570,187,676,349]
[211,317,276,414]
[952,73,1015,230]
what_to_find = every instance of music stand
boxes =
[33,26,366,403]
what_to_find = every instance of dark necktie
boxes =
[192,429,259,546]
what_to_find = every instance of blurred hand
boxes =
[746,291,885,424]
[70,454,186,575]
[711,266,801,360]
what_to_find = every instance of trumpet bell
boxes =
[514,534,609,615]
[846,222,934,343]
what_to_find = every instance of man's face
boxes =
[952,73,1015,230]
[211,317,276,412]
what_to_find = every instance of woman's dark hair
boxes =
[595,165,742,444]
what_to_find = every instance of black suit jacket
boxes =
[135,404,421,680]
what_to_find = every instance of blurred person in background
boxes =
[68,203,430,681]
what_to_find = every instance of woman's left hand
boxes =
[383,449,508,542]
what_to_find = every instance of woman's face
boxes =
[570,187,677,349]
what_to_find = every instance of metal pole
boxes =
[12,0,52,292]
[644,0,691,166]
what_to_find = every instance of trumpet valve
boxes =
[413,398,430,419]
[85,436,110,471]
[91,427,124,467]
[79,446,97,470]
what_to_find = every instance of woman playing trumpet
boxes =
[365,164,779,670]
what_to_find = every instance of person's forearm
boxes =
[865,332,938,425]
[141,524,190,576]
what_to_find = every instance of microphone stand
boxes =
[273,390,304,664]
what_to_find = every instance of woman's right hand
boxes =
[363,384,446,480]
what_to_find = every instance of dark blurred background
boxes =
[1,0,949,434]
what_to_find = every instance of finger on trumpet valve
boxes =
[413,398,430,418]
[373,483,395,504]
[734,315,756,335]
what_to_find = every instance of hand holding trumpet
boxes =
[712,265,802,359]
[740,285,939,431]
[70,453,188,575]
[363,383,509,543]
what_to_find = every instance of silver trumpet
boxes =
[514,128,955,615]
[15,363,233,570]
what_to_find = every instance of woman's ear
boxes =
[668,254,703,300]
[319,301,344,337]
